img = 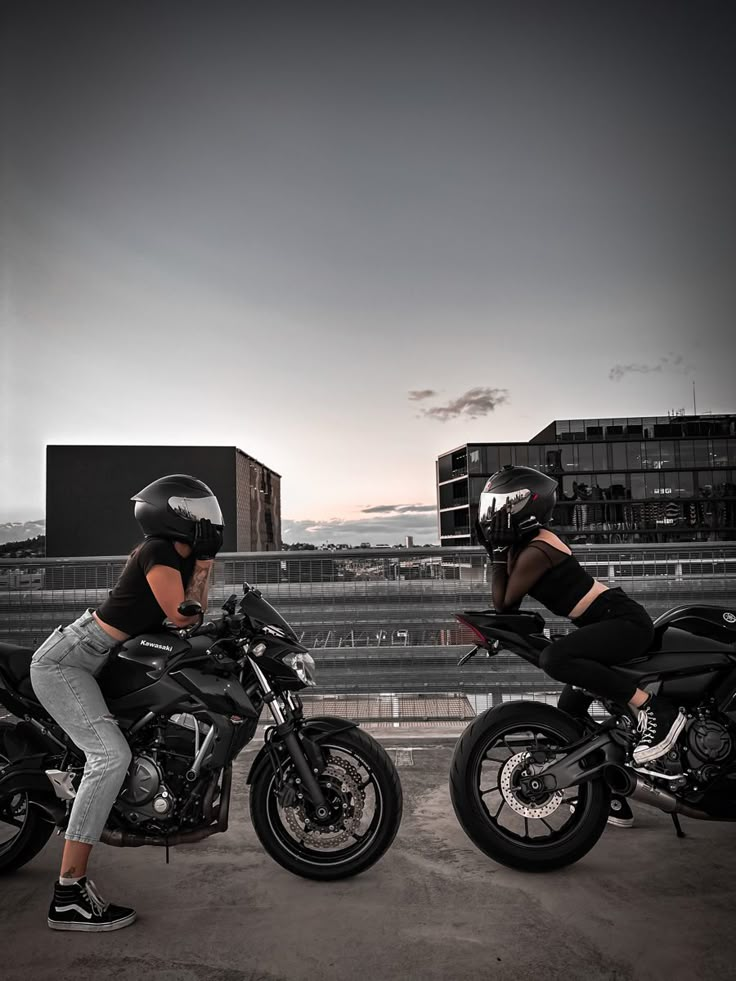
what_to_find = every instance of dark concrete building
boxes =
[437,413,736,545]
[46,445,281,556]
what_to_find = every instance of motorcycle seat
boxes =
[0,642,35,696]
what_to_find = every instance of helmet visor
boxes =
[478,487,532,522]
[168,494,224,526]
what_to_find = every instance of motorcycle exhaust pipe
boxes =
[603,764,713,820]
[100,825,220,847]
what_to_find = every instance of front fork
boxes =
[248,657,330,814]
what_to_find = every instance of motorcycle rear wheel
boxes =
[0,726,54,875]
[249,727,402,881]
[450,701,609,872]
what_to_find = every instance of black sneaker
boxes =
[607,795,634,828]
[48,877,136,932]
[633,697,687,764]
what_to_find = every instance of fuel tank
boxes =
[99,632,191,700]
[652,605,736,650]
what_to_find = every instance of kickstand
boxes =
[165,837,170,864]
[671,813,686,839]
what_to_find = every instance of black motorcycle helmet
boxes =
[478,465,558,539]
[131,474,224,543]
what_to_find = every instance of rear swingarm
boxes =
[518,729,627,797]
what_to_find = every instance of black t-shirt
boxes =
[96,538,196,637]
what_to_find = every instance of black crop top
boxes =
[491,539,595,618]
[96,538,195,637]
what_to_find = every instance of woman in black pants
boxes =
[476,466,686,827]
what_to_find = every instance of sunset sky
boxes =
[3,1,734,544]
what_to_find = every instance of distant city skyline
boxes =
[3,3,735,545]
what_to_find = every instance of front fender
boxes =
[246,715,359,785]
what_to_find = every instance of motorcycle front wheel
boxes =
[249,727,403,880]
[450,701,610,872]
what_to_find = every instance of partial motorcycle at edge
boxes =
[449,603,736,871]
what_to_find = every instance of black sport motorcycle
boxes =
[0,585,402,879]
[449,603,736,871]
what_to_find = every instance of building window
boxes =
[438,454,454,481]
[484,446,499,473]
[626,441,644,469]
[630,473,647,500]
[656,440,676,470]
[611,443,627,471]
[680,440,710,468]
[577,443,593,472]
[569,419,586,441]
[672,472,694,497]
[710,439,730,467]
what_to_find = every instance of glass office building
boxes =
[437,414,736,545]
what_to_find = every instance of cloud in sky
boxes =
[407,390,437,401]
[415,387,510,422]
[282,507,438,546]
[361,504,437,514]
[609,354,689,382]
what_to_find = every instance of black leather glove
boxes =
[192,518,223,560]
[474,518,494,558]
[489,507,517,549]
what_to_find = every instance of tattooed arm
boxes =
[185,559,213,612]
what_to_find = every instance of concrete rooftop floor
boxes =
[2,732,735,981]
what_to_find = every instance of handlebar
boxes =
[192,620,220,638]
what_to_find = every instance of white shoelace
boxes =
[637,708,656,744]
[82,879,110,916]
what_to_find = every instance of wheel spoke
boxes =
[524,817,529,839]
[492,798,505,819]
[0,815,24,830]
[480,786,501,798]
[540,817,555,833]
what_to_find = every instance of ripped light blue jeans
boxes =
[30,609,131,844]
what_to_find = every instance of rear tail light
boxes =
[455,614,489,645]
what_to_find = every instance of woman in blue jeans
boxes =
[30,474,223,932]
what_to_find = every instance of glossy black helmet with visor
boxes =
[131,474,224,544]
[478,465,558,539]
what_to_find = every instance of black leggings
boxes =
[539,588,654,707]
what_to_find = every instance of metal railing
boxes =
[2,544,735,720]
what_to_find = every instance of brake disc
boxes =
[498,751,564,819]
[283,758,365,849]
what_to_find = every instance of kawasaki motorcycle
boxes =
[449,603,736,871]
[0,585,402,879]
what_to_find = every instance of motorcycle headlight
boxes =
[282,652,317,687]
